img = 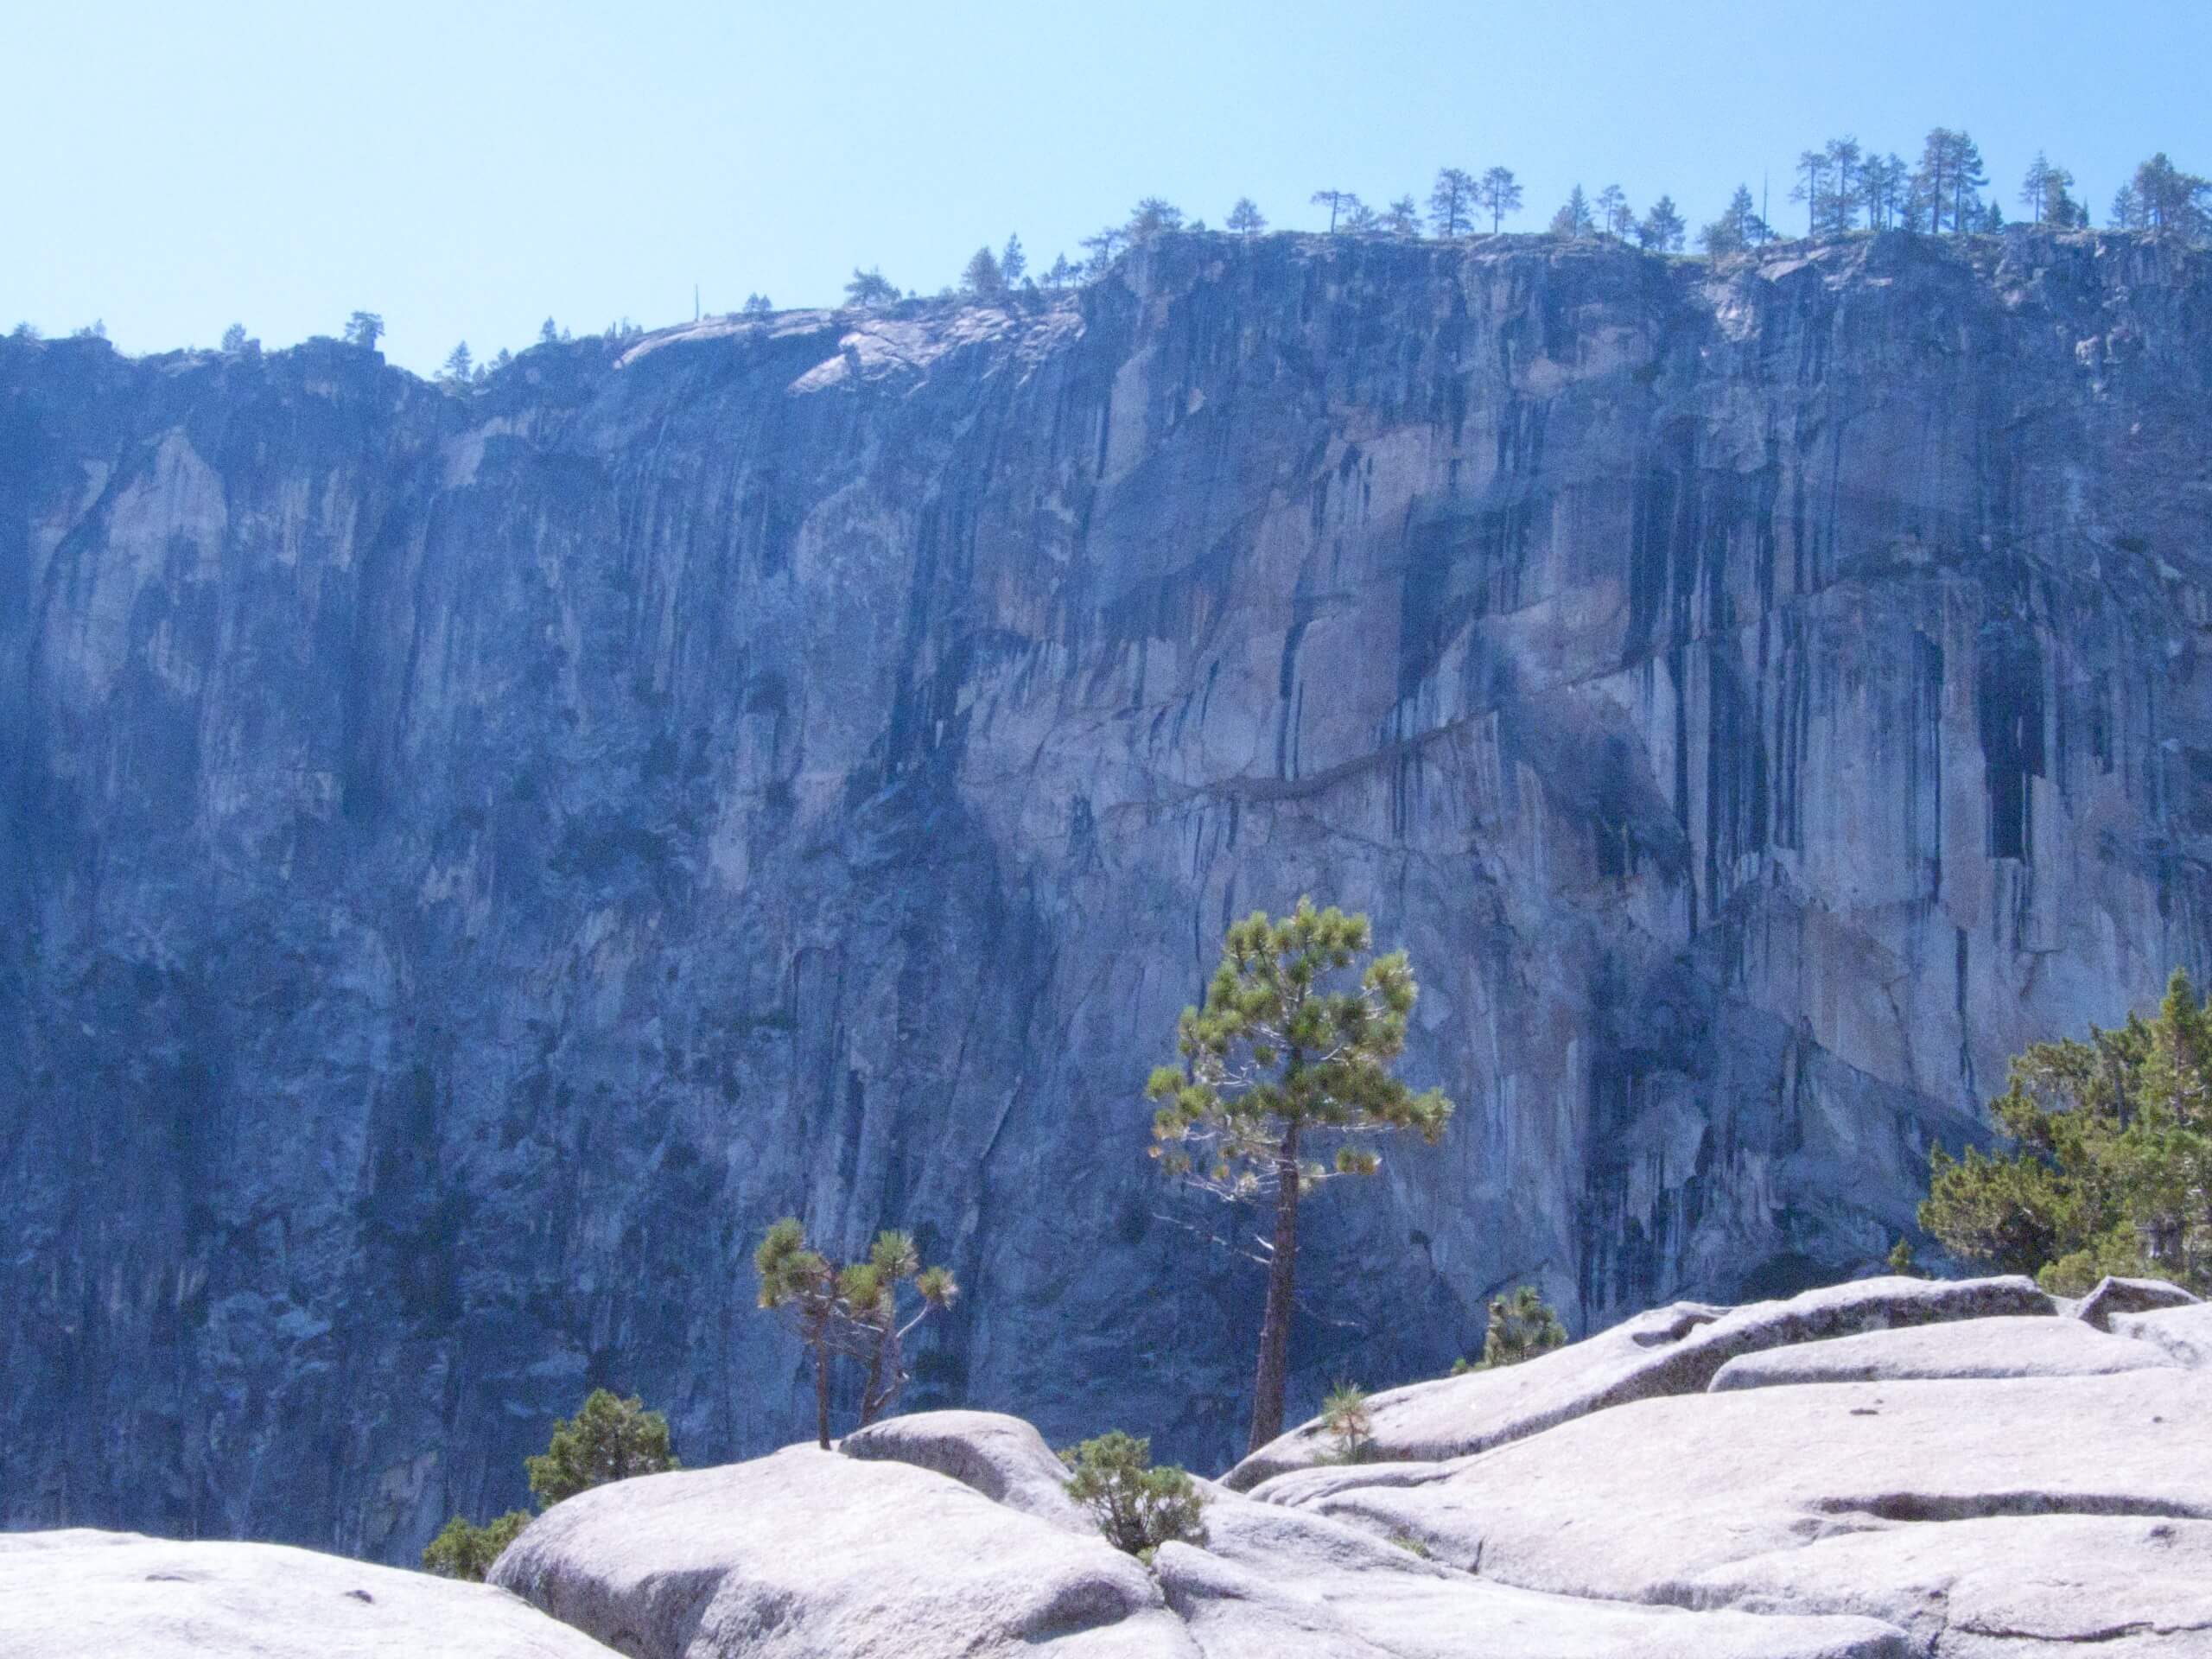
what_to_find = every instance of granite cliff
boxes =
[3,228,2210,1559]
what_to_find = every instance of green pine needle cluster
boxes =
[1920,968,2212,1295]
[526,1389,680,1509]
[421,1510,529,1581]
[756,1217,959,1446]
[1147,899,1451,1198]
[1319,1382,1375,1464]
[422,1387,677,1580]
[1452,1285,1569,1374]
[1059,1431,1208,1561]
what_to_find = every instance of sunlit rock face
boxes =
[2,228,2208,1560]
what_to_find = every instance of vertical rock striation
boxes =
[3,228,2209,1559]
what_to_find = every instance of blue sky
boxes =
[10,0,2209,372]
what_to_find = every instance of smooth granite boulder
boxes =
[1229,1275,2054,1489]
[1661,1515,2212,1656]
[1295,1370,2212,1626]
[839,1409,1090,1533]
[0,1529,620,1658]
[1707,1315,2177,1390]
[489,1443,1195,1658]
[1154,1488,1907,1659]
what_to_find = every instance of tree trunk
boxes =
[813,1338,832,1450]
[1247,1122,1302,1453]
[859,1326,886,1428]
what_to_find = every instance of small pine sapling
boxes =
[757,1217,847,1448]
[846,1230,959,1427]
[1454,1286,1568,1373]
[1319,1382,1374,1464]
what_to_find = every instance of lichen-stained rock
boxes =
[1154,1487,1909,1659]
[9,227,2212,1559]
[0,1529,623,1658]
[839,1408,1091,1533]
[1300,1370,2212,1616]
[1707,1314,2176,1390]
[1231,1275,2053,1489]
[2073,1274,2202,1332]
[488,1444,1196,1658]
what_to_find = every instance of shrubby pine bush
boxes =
[422,1388,678,1580]
[1921,968,2212,1295]
[1060,1431,1207,1561]
[421,1510,529,1581]
[527,1389,680,1507]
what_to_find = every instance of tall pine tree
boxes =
[1149,900,1452,1452]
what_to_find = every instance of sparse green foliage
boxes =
[758,1216,845,1447]
[1150,898,1452,1452]
[843,267,898,308]
[1319,1382,1374,1464]
[426,1389,672,1579]
[220,323,248,353]
[1699,185,1770,256]
[1060,1431,1207,1560]
[1861,153,1910,230]
[1457,1286,1567,1373]
[1548,185,1595,238]
[1476,166,1522,233]
[1079,226,1128,274]
[524,1389,678,1509]
[1428,168,1476,238]
[1387,1531,1431,1558]
[2021,152,2084,226]
[538,316,561,345]
[441,341,473,385]
[741,294,773,317]
[1909,128,1987,234]
[849,1228,961,1426]
[1594,184,1632,238]
[1919,969,2212,1295]
[342,310,385,350]
[961,245,1006,298]
[1310,189,1359,233]
[2113,154,2211,237]
[1128,197,1185,239]
[757,1216,957,1445]
[422,1510,529,1580]
[1227,197,1268,237]
[1381,195,1421,238]
[1886,1236,1921,1276]
[1637,195,1686,252]
[1000,234,1027,287]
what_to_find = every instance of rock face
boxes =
[5,227,2212,1557]
[0,1528,623,1657]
